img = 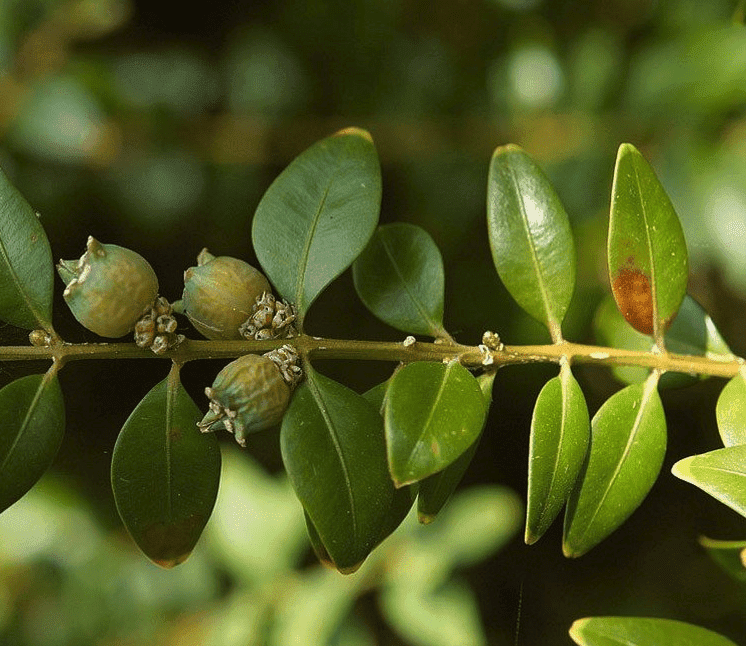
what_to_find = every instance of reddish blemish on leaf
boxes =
[612,267,655,335]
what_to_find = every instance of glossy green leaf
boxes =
[111,366,221,568]
[487,144,576,340]
[252,128,381,324]
[716,373,746,447]
[593,294,731,387]
[0,167,55,332]
[417,371,495,524]
[526,363,589,544]
[672,445,746,518]
[385,361,487,487]
[607,143,688,343]
[699,536,746,584]
[0,370,64,514]
[281,367,395,573]
[569,616,738,646]
[563,374,666,557]
[352,223,447,337]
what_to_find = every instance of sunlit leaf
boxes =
[716,373,746,447]
[417,371,495,524]
[569,616,738,646]
[252,128,381,325]
[526,363,589,544]
[487,144,576,340]
[672,445,746,518]
[352,223,447,337]
[385,361,487,487]
[0,167,55,332]
[281,367,395,573]
[607,143,688,344]
[0,370,64,513]
[699,536,746,584]
[563,374,666,557]
[111,366,221,568]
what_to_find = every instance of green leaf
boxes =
[593,294,731,387]
[281,367,395,573]
[0,370,64,513]
[417,371,495,524]
[569,616,738,646]
[672,445,746,518]
[607,143,688,344]
[385,361,487,487]
[252,128,381,324]
[716,373,746,447]
[111,366,221,568]
[526,363,590,544]
[563,374,666,557]
[352,223,447,337]
[0,167,55,332]
[487,144,576,340]
[699,536,746,584]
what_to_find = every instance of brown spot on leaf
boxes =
[612,267,655,335]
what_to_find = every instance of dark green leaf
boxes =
[417,371,495,524]
[569,616,738,646]
[563,374,666,557]
[716,373,746,447]
[303,510,334,569]
[487,144,576,340]
[699,536,746,584]
[672,445,746,517]
[385,361,487,487]
[593,294,730,387]
[352,223,447,337]
[252,128,381,324]
[281,367,395,573]
[607,143,688,344]
[0,370,64,513]
[526,363,589,544]
[111,366,221,568]
[0,167,55,332]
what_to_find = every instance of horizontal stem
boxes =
[0,335,742,379]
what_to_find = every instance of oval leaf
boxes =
[487,144,576,340]
[716,373,746,447]
[385,361,487,487]
[569,616,738,646]
[0,167,55,332]
[252,128,381,324]
[417,371,495,524]
[111,366,221,568]
[608,143,688,344]
[0,370,64,513]
[563,374,666,557]
[672,445,746,517]
[352,223,446,337]
[281,367,395,573]
[526,363,590,544]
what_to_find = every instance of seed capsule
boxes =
[198,353,292,447]
[57,237,158,337]
[182,249,271,340]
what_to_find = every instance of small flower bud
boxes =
[198,353,294,446]
[182,249,271,340]
[134,296,184,354]
[239,292,298,340]
[57,237,158,338]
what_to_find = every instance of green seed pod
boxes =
[57,237,159,338]
[182,249,271,340]
[198,353,291,446]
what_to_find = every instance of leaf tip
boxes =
[418,511,437,525]
[670,457,692,481]
[491,143,523,159]
[151,552,191,569]
[333,126,373,143]
[337,560,365,575]
[568,618,586,642]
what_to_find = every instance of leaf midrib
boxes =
[0,374,49,475]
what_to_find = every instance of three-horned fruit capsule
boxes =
[198,353,291,447]
[57,237,158,337]
[182,249,271,340]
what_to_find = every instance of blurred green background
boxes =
[3,0,746,643]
